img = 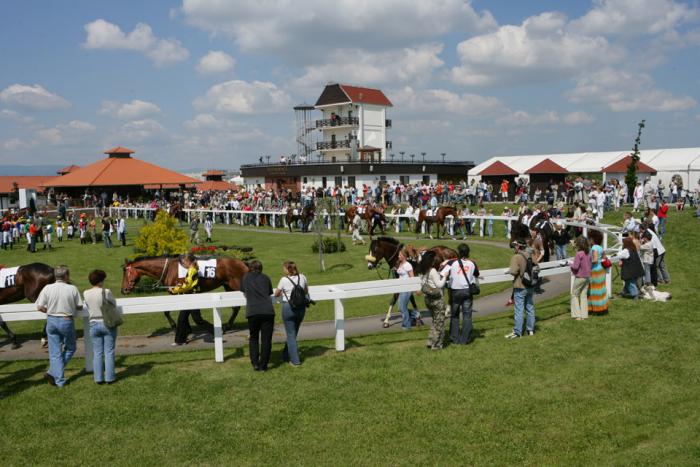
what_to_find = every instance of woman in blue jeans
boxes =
[83,270,118,384]
[274,261,308,366]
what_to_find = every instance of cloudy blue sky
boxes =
[1,0,699,170]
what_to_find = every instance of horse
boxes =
[345,205,386,238]
[415,206,458,239]
[404,244,458,275]
[121,255,249,331]
[0,262,55,349]
[509,212,554,263]
[286,205,315,232]
[364,237,422,328]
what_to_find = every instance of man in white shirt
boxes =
[36,266,83,387]
[441,243,480,345]
[117,215,127,247]
[645,228,670,285]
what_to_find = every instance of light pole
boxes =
[441,152,446,163]
[266,155,271,164]
[399,151,405,162]
[390,153,395,163]
[421,152,426,163]
[410,153,415,163]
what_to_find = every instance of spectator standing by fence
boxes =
[445,243,479,345]
[274,261,308,366]
[570,236,591,320]
[36,266,83,388]
[241,260,274,372]
[587,230,609,315]
[419,253,448,349]
[505,240,536,338]
[84,270,118,384]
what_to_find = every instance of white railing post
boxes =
[82,313,93,373]
[212,294,224,363]
[334,297,345,351]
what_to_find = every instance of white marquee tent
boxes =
[470,147,700,189]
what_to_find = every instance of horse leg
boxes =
[164,311,177,330]
[383,293,399,328]
[227,307,240,331]
[0,319,20,349]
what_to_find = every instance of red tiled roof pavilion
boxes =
[478,160,519,176]
[603,155,657,174]
[525,158,569,174]
[41,147,201,189]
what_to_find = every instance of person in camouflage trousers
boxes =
[419,252,449,349]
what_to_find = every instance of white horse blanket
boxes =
[178,259,217,279]
[0,267,19,288]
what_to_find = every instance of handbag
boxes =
[458,259,480,295]
[601,256,612,269]
[100,288,123,328]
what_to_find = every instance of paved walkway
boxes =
[0,273,570,361]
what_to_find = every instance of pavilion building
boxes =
[41,146,200,200]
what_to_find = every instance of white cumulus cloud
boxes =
[497,110,561,126]
[392,86,505,117]
[83,19,189,66]
[450,12,623,86]
[567,68,696,112]
[570,0,698,37]
[99,99,162,119]
[563,111,595,124]
[181,0,495,62]
[0,84,70,110]
[119,119,168,143]
[294,44,444,88]
[194,80,292,114]
[196,51,235,74]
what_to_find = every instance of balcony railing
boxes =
[316,117,359,128]
[385,119,392,128]
[240,158,475,169]
[317,140,352,150]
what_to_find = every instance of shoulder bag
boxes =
[100,288,123,328]
[458,259,480,295]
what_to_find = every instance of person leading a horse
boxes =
[169,254,214,345]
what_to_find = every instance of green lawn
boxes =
[2,218,512,338]
[0,208,698,465]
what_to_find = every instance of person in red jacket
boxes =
[28,222,39,253]
[657,199,669,239]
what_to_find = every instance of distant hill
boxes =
[0,165,62,176]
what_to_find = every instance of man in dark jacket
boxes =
[240,260,275,372]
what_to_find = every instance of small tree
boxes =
[625,119,646,192]
[134,211,188,256]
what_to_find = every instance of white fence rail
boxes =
[2,213,622,372]
[0,253,618,371]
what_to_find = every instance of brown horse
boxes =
[404,244,458,274]
[415,206,458,239]
[286,205,315,232]
[121,255,249,330]
[346,205,386,238]
[0,262,55,349]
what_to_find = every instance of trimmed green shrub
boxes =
[134,211,188,256]
[311,236,346,254]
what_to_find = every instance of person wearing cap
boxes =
[505,239,536,339]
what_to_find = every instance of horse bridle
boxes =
[125,257,170,292]
[370,241,403,280]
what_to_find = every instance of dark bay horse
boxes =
[121,255,249,331]
[286,205,315,232]
[415,206,458,239]
[404,244,458,274]
[509,212,554,262]
[345,205,387,238]
[364,237,421,328]
[0,263,55,348]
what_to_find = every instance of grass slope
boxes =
[0,209,698,465]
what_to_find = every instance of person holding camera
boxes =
[274,261,309,367]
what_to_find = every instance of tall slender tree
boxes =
[625,119,646,192]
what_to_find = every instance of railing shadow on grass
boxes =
[0,362,47,398]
